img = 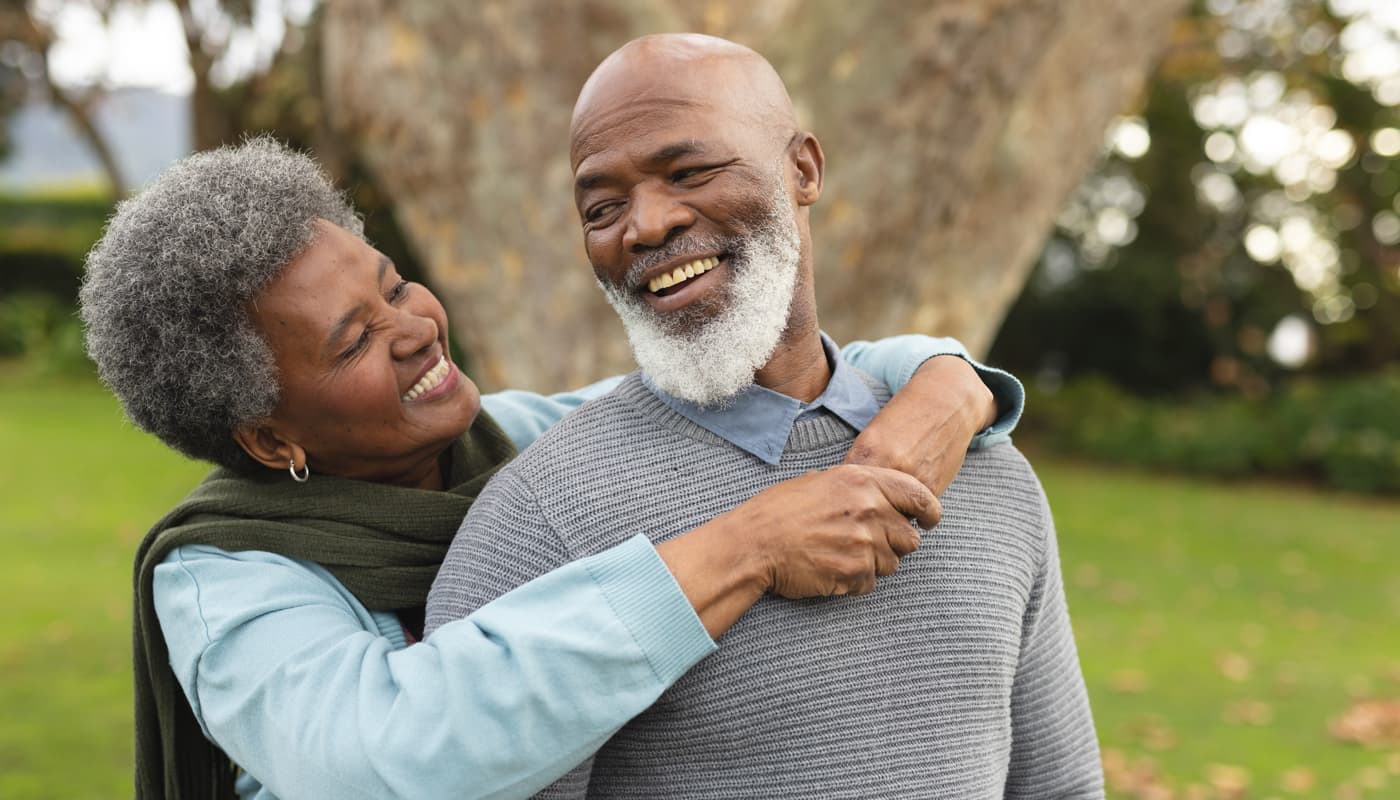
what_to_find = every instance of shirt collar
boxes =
[640,333,880,465]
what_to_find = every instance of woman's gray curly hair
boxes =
[79,137,363,471]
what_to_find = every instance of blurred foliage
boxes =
[0,291,89,375]
[1022,368,1400,493]
[0,2,439,370]
[992,0,1400,397]
[0,191,111,268]
[0,58,20,160]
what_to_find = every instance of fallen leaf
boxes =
[1111,669,1150,694]
[1074,563,1101,588]
[1222,699,1274,726]
[1280,766,1315,793]
[1206,763,1250,799]
[1102,748,1171,797]
[1217,652,1252,682]
[1329,698,1400,747]
[1107,580,1138,605]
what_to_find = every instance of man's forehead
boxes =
[571,96,727,170]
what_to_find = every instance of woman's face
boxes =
[244,219,480,489]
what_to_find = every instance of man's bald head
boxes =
[570,33,798,166]
[568,34,829,404]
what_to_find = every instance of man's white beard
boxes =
[598,187,802,406]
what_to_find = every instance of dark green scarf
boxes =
[132,413,517,799]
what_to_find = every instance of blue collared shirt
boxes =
[642,333,1020,465]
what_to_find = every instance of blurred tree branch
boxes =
[0,0,127,199]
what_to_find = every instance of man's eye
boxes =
[586,202,620,224]
[388,279,409,302]
[673,165,715,183]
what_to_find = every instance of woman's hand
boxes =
[737,465,939,597]
[845,355,997,496]
[656,465,938,638]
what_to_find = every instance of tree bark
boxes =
[171,0,234,151]
[323,0,1187,391]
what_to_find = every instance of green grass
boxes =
[1042,458,1400,797]
[1,372,1396,798]
[0,370,207,799]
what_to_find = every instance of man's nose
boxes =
[623,186,695,252]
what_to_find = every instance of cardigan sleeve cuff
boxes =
[582,534,717,683]
[888,340,1025,450]
[965,362,1023,449]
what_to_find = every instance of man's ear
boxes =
[233,423,307,473]
[791,132,825,207]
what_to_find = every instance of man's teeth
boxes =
[647,256,719,293]
[402,356,450,401]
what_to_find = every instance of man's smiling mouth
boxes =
[647,256,719,296]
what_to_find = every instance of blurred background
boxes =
[0,1,1396,797]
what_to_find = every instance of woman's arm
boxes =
[840,334,1024,449]
[156,538,710,800]
[841,335,1026,495]
[480,378,623,451]
[155,467,932,800]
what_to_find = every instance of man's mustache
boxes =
[620,234,733,290]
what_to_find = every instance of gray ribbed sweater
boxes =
[426,374,1102,799]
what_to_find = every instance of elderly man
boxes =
[427,33,1101,799]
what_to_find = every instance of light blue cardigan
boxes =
[153,336,1023,800]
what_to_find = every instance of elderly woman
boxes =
[80,139,1021,800]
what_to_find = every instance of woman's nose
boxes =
[391,310,439,360]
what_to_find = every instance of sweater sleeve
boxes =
[1003,495,1105,799]
[480,376,626,451]
[840,335,1024,448]
[427,468,613,800]
[154,536,713,800]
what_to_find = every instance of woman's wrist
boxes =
[655,512,771,639]
[918,355,997,436]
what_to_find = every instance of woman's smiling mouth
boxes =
[402,355,453,402]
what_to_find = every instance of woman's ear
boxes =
[791,132,825,207]
[233,424,307,473]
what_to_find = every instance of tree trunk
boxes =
[171,0,233,151]
[44,82,127,200]
[323,0,1187,391]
